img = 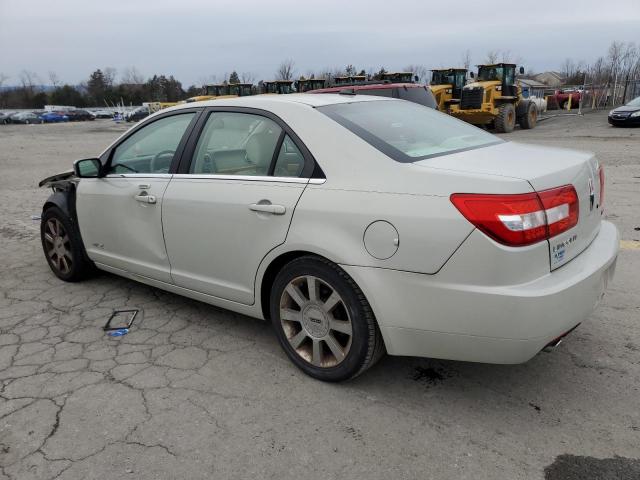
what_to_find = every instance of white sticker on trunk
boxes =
[551,233,578,267]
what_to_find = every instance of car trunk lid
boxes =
[414,141,603,270]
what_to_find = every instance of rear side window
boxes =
[190,112,282,176]
[318,100,501,162]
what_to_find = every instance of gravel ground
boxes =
[0,111,638,480]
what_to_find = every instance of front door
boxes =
[76,111,198,282]
[162,110,311,304]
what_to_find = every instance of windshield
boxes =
[627,96,640,107]
[318,100,501,162]
[478,66,514,83]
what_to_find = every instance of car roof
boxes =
[169,93,389,111]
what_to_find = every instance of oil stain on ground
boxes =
[545,454,640,480]
[411,365,455,386]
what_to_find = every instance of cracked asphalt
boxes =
[0,110,638,479]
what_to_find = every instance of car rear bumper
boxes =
[342,220,619,364]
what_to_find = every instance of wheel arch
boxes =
[259,250,325,320]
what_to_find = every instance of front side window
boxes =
[190,112,282,175]
[318,100,501,162]
[108,113,195,174]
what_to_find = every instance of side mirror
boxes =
[469,72,475,79]
[73,158,102,178]
[414,75,419,82]
[519,66,525,74]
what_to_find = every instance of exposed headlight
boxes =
[630,111,640,118]
[496,86,502,91]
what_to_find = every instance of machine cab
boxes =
[228,83,254,97]
[475,63,522,97]
[295,79,327,92]
[262,81,294,94]
[381,72,416,83]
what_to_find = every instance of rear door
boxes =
[161,108,315,304]
[77,110,199,282]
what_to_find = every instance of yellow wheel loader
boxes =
[449,63,537,133]
[429,68,467,111]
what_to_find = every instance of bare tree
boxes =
[19,70,39,93]
[103,67,117,88]
[240,72,256,83]
[485,50,499,64]
[276,59,295,81]
[121,66,144,84]
[460,50,472,70]
[0,73,8,89]
[48,71,60,88]
[403,64,428,82]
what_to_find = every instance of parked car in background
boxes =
[608,96,640,127]
[310,83,438,109]
[91,110,114,119]
[65,109,95,121]
[38,94,617,381]
[126,106,150,122]
[0,112,14,124]
[40,111,70,123]
[10,112,43,124]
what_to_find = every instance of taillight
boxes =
[598,165,605,208]
[451,185,579,247]
[538,185,579,238]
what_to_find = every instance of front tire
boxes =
[40,207,94,282]
[495,103,516,133]
[270,256,385,382]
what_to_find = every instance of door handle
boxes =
[134,193,157,204]
[249,203,286,215]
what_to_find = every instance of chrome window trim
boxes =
[171,173,314,184]
[104,173,174,179]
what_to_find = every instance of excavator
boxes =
[429,68,467,111]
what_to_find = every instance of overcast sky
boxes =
[1,0,639,86]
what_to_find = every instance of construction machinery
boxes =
[262,80,295,94]
[333,75,367,86]
[429,68,468,111]
[381,72,417,83]
[228,83,254,97]
[184,84,235,103]
[449,63,537,133]
[295,78,327,92]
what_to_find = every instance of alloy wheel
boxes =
[279,275,353,368]
[43,218,73,274]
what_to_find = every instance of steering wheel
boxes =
[150,150,175,173]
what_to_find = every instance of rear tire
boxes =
[41,206,95,282]
[494,103,516,133]
[518,101,537,129]
[270,256,385,382]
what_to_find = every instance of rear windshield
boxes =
[317,100,501,162]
